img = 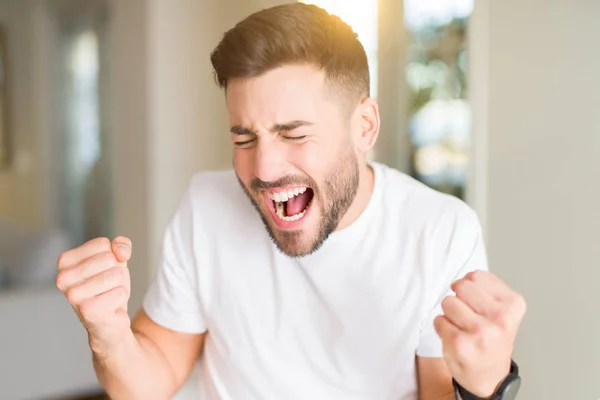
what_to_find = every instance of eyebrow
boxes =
[230,120,313,135]
[230,125,255,135]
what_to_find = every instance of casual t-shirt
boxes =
[143,162,489,400]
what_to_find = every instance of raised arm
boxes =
[57,237,204,399]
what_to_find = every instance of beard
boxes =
[236,148,360,258]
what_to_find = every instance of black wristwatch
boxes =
[453,360,521,400]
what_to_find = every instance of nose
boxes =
[253,139,287,184]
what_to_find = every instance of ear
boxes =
[354,97,380,153]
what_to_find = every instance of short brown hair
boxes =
[210,3,370,109]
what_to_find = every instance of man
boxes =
[56,4,526,399]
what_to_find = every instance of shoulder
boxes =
[377,163,478,222]
[187,169,244,207]
[374,164,487,292]
[375,162,482,244]
[182,169,261,232]
[166,169,253,228]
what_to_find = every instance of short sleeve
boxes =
[142,186,207,334]
[416,206,489,357]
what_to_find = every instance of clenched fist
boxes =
[434,270,526,397]
[56,236,133,358]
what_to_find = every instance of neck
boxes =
[336,161,375,231]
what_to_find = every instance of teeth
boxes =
[269,187,311,223]
[268,187,308,201]
[275,201,284,216]
[275,206,307,222]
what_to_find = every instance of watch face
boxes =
[501,377,522,400]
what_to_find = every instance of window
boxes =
[404,0,474,199]
[57,11,113,244]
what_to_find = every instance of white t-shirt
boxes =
[143,162,488,400]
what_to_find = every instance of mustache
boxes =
[250,175,317,192]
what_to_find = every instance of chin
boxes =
[254,205,318,257]
[270,229,318,258]
[236,176,329,257]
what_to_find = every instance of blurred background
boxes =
[0,0,597,399]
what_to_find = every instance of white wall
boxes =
[477,1,600,398]
[376,0,411,173]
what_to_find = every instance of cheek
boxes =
[233,149,255,181]
[293,141,338,179]
[286,146,317,181]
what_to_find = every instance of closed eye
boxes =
[282,135,307,141]
[234,138,256,147]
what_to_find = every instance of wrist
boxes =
[453,360,521,400]
[476,359,513,397]
[91,329,138,364]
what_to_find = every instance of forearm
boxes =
[93,330,177,400]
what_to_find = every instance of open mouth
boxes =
[267,186,314,222]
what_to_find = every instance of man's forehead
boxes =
[226,66,329,126]
[227,65,326,102]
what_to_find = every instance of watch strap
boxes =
[452,360,519,400]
